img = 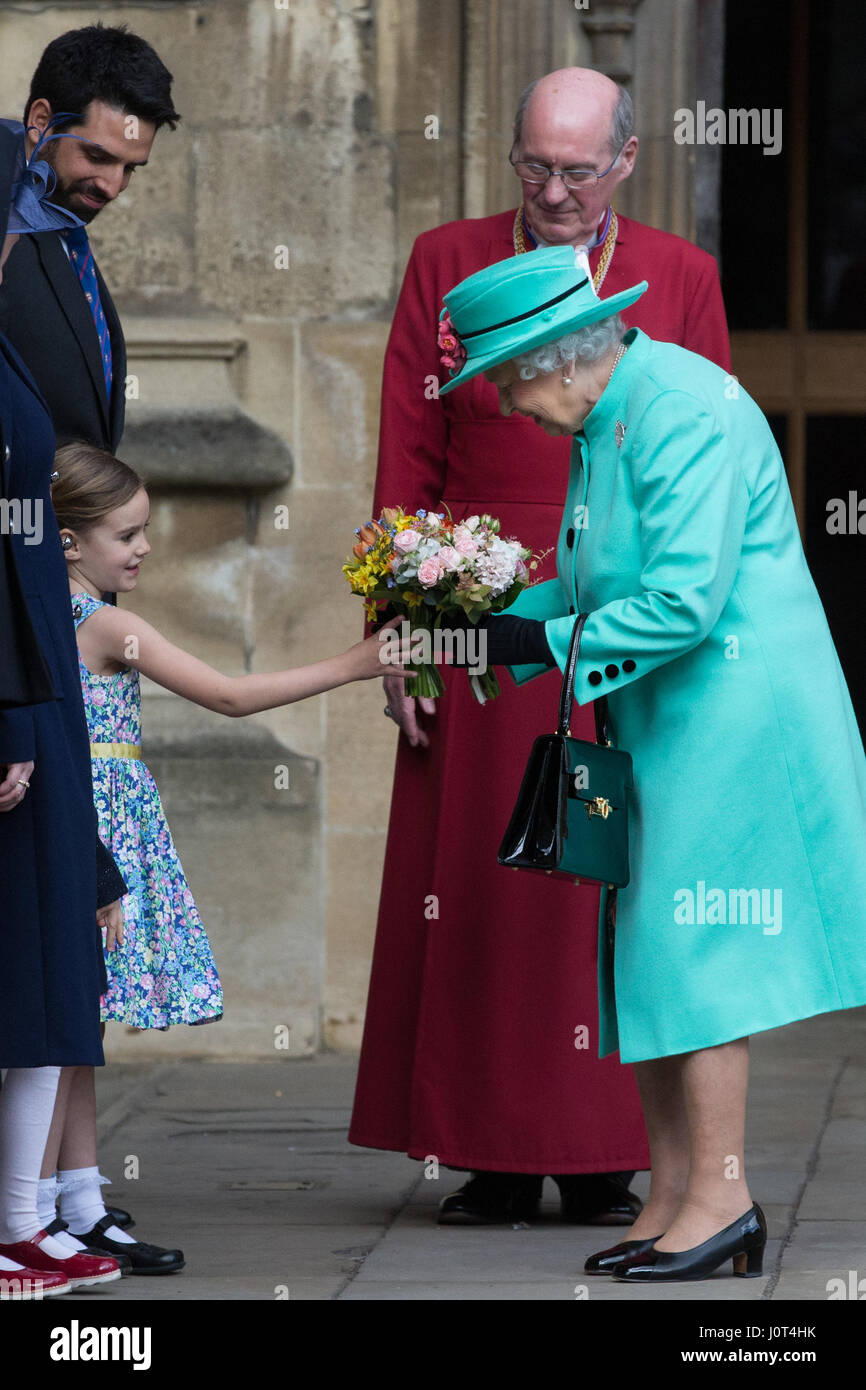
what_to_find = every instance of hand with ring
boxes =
[0,760,35,812]
[383,672,437,748]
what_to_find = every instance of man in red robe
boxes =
[349,68,731,1224]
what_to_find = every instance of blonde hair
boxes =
[51,442,145,534]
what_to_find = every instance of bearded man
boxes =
[0,23,179,451]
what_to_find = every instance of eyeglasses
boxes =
[509,144,624,190]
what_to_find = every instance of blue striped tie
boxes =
[64,226,112,402]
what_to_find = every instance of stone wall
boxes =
[0,0,702,1058]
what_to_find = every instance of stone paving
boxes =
[78,1008,865,1302]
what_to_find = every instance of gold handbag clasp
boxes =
[586,796,611,820]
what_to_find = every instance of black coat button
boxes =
[605,664,619,679]
[566,527,575,548]
[569,604,575,615]
[623,658,636,672]
[588,670,603,686]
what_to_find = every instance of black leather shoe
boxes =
[585,1234,664,1273]
[105,1206,135,1230]
[437,1172,543,1225]
[554,1171,643,1225]
[612,1203,767,1282]
[73,1215,184,1274]
[44,1217,132,1275]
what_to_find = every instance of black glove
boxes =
[96,831,128,908]
[483,612,556,667]
[444,611,556,668]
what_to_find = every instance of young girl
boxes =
[37,440,409,1273]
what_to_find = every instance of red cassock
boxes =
[349,209,731,1173]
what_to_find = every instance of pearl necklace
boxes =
[604,341,628,389]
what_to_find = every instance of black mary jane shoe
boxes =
[105,1205,135,1230]
[43,1217,132,1275]
[584,1235,665,1274]
[555,1171,643,1226]
[611,1203,767,1282]
[73,1215,185,1275]
[437,1172,543,1225]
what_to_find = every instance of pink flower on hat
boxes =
[438,312,467,375]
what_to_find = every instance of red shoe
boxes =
[0,1233,120,1288]
[0,1263,71,1298]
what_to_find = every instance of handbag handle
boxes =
[557,611,610,745]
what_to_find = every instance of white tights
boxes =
[0,1066,61,1245]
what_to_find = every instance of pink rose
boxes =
[393,528,422,553]
[437,546,463,572]
[417,557,443,587]
[452,526,478,558]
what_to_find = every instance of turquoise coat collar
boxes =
[581,326,651,448]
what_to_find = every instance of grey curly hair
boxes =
[513,313,626,379]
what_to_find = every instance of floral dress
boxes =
[72,592,223,1029]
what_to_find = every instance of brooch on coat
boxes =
[615,420,626,449]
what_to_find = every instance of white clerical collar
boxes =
[525,205,612,254]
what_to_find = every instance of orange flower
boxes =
[354,519,387,560]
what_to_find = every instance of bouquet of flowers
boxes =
[342,504,542,703]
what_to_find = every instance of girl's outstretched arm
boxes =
[78,606,408,715]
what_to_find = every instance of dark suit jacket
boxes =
[0,230,126,451]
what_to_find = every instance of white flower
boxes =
[472,535,520,595]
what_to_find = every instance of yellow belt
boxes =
[90,742,142,760]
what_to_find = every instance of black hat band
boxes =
[459,277,590,341]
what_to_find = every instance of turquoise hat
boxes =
[437,244,647,395]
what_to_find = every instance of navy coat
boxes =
[0,335,108,1066]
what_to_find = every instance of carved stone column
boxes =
[579,0,645,85]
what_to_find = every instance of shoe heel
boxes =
[732,1241,765,1277]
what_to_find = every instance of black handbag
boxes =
[497,613,633,888]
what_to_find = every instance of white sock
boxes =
[29,1230,82,1261]
[36,1176,58,1229]
[0,1254,26,1272]
[99,1223,136,1244]
[58,1166,136,1245]
[35,1174,84,1250]
[93,1225,133,1244]
[0,1067,61,1243]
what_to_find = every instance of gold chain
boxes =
[512,207,618,293]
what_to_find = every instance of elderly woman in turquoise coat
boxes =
[436,245,866,1283]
